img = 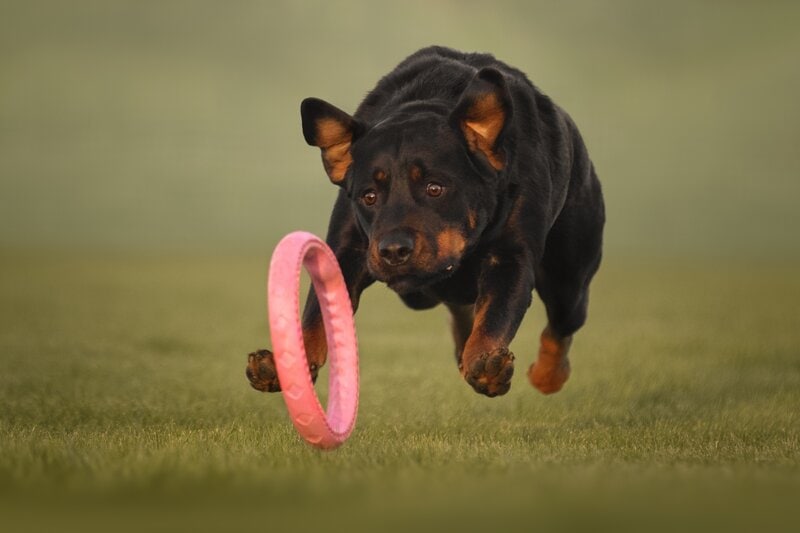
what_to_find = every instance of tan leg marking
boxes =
[303,316,328,373]
[528,325,572,395]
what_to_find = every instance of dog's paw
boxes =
[528,329,572,395]
[246,349,321,392]
[463,347,515,397]
[528,355,570,394]
[246,349,281,392]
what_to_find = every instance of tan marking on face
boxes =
[316,118,353,183]
[367,241,382,272]
[409,165,422,181]
[373,169,387,181]
[436,228,466,259]
[467,209,477,230]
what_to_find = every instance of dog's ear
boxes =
[450,68,512,171]
[301,98,363,185]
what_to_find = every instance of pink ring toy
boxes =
[268,231,359,449]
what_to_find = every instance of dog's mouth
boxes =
[378,263,458,294]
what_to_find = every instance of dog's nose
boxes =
[378,233,415,266]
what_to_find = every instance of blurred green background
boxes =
[2,2,799,532]
[2,0,798,258]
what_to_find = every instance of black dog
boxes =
[247,46,604,397]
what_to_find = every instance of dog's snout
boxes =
[378,232,415,266]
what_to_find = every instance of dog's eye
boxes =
[361,190,377,206]
[426,182,444,197]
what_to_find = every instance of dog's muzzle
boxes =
[377,230,416,267]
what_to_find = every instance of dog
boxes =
[247,46,604,397]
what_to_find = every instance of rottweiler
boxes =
[247,46,604,397]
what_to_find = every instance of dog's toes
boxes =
[486,380,511,398]
[497,361,514,383]
[464,347,514,397]
[484,352,505,377]
[246,349,323,392]
[468,355,487,379]
[246,349,281,392]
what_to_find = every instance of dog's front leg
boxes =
[459,250,534,397]
[247,206,373,392]
[296,242,373,377]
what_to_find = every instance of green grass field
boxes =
[1,254,798,532]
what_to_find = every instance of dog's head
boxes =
[301,68,512,294]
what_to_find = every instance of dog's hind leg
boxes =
[529,269,589,394]
[530,177,603,394]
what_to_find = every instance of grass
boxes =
[1,253,798,532]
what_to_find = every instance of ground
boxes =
[1,253,798,532]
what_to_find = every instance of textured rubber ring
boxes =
[268,231,359,449]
